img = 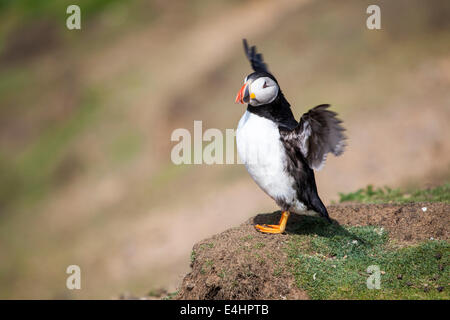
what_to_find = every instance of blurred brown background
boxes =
[0,0,449,299]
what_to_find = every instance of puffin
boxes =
[235,39,346,234]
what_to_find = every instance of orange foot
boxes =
[255,211,290,234]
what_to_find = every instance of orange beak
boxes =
[235,82,249,104]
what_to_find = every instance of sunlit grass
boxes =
[287,217,449,300]
[339,183,450,204]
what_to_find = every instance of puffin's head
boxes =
[235,39,279,106]
[235,71,279,106]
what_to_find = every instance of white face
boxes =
[247,76,279,106]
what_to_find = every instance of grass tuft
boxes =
[339,183,450,204]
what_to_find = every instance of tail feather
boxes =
[310,195,332,223]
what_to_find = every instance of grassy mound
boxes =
[176,184,449,300]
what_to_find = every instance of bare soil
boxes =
[176,202,449,300]
[328,202,449,243]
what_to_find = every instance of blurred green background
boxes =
[0,0,449,298]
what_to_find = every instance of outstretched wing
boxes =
[280,104,346,170]
[243,39,268,72]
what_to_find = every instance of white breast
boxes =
[236,111,306,213]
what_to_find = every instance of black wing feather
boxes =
[280,104,346,170]
[243,39,268,72]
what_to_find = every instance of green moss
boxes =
[241,235,254,242]
[287,217,449,299]
[205,259,214,267]
[254,242,266,249]
[218,269,227,279]
[253,252,265,265]
[190,250,196,264]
